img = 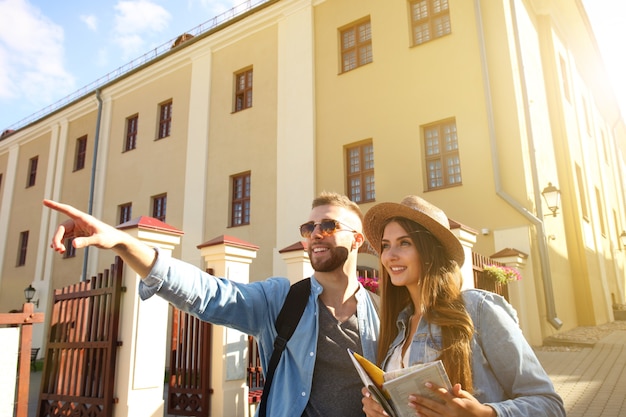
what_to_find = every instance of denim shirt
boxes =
[138,248,380,417]
[382,289,565,417]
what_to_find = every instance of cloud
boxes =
[113,0,171,58]
[0,0,74,103]
[80,14,98,32]
[0,44,11,99]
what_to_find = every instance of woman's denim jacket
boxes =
[137,248,380,417]
[382,289,565,417]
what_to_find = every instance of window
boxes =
[158,100,173,139]
[17,231,29,266]
[409,0,451,46]
[63,238,76,259]
[74,135,87,171]
[575,164,589,220]
[235,68,253,112]
[125,115,138,151]
[231,172,251,226]
[346,142,375,203]
[27,156,38,187]
[424,119,462,190]
[152,194,167,222]
[340,18,372,73]
[119,202,132,224]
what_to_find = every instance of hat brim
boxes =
[364,202,465,266]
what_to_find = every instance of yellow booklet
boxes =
[348,349,452,417]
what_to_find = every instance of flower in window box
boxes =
[483,265,522,285]
[358,276,379,293]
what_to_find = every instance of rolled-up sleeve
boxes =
[138,248,168,300]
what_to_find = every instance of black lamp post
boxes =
[24,284,38,307]
[541,182,561,217]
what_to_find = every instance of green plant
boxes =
[483,265,522,285]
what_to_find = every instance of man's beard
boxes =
[309,246,350,272]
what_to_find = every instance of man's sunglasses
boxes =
[299,219,358,238]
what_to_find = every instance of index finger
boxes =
[44,199,75,216]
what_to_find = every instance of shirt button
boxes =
[309,352,314,357]
[301,392,306,397]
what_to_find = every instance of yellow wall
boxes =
[205,25,280,279]
[0,131,50,310]
[0,0,624,352]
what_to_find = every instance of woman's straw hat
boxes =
[363,195,465,266]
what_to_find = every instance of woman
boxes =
[361,195,565,417]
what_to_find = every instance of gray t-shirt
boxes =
[302,299,365,417]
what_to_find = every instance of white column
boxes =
[0,143,19,298]
[492,226,542,345]
[274,3,316,277]
[279,242,314,284]
[113,221,183,417]
[89,93,113,278]
[181,51,212,265]
[490,249,537,343]
[35,121,65,350]
[199,236,258,417]
[453,226,478,290]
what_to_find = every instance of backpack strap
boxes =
[258,278,311,417]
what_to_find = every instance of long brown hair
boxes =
[375,217,474,392]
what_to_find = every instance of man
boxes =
[44,192,379,417]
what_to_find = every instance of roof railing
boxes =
[2,0,269,134]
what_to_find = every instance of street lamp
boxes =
[24,284,38,307]
[541,182,561,217]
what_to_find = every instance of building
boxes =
[1,0,625,361]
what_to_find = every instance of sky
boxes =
[0,0,241,131]
[0,0,625,132]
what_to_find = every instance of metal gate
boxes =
[167,307,213,416]
[37,257,123,417]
